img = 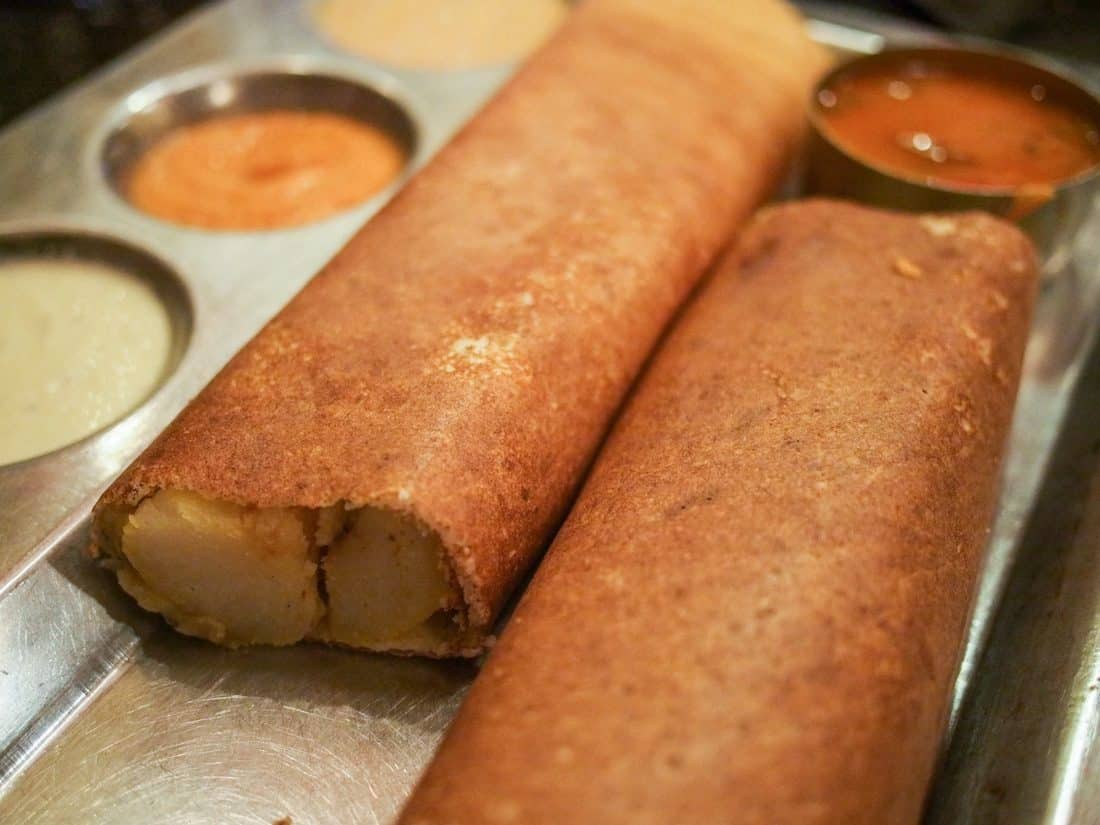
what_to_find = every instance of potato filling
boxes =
[111,489,460,650]
[320,507,456,645]
[120,490,322,646]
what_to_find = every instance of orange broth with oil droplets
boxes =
[817,59,1100,190]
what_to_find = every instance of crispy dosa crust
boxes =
[91,0,822,654]
[399,201,1038,821]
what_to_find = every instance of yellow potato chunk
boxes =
[120,490,323,646]
[322,507,454,645]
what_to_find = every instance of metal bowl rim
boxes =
[808,44,1100,199]
[87,54,427,236]
[0,220,194,470]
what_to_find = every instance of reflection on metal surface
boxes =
[0,2,1098,824]
[0,639,471,825]
[799,0,949,50]
[0,524,153,788]
[804,18,886,55]
[949,192,1100,735]
[926,321,1100,825]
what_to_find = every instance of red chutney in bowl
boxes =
[815,53,1100,191]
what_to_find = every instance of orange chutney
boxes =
[816,57,1100,190]
[126,111,407,230]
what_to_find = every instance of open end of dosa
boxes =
[96,492,472,653]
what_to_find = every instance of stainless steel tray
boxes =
[0,2,1097,822]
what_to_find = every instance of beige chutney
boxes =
[0,257,174,465]
[313,0,568,70]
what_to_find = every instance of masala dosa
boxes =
[90,0,822,655]
[399,201,1037,822]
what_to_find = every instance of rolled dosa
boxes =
[89,0,822,655]
[399,201,1037,822]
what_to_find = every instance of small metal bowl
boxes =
[101,67,420,231]
[805,47,1100,273]
[0,229,192,466]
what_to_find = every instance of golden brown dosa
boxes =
[399,201,1038,822]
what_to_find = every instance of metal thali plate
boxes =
[0,1,1098,822]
